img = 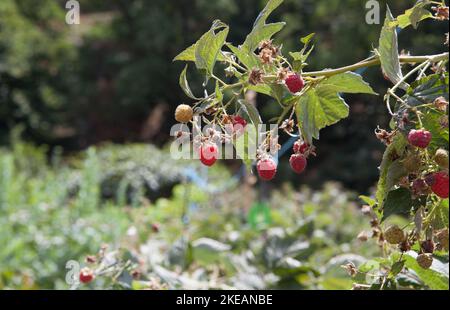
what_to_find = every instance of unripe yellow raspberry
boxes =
[175,104,193,123]
[434,149,449,169]
[384,225,405,245]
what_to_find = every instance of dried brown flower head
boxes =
[375,127,396,145]
[434,96,449,112]
[433,5,449,20]
[249,68,264,85]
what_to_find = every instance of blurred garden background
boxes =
[0,0,448,289]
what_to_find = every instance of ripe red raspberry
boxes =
[257,157,277,181]
[431,171,449,198]
[408,129,432,148]
[293,141,309,154]
[79,267,95,284]
[285,73,305,93]
[231,115,247,135]
[199,143,219,167]
[289,154,307,174]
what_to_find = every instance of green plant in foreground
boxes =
[173,0,449,289]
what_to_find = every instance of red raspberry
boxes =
[293,141,309,154]
[79,267,95,284]
[199,143,219,167]
[408,129,432,148]
[257,157,277,181]
[231,116,247,135]
[151,223,160,233]
[289,154,307,174]
[431,171,449,199]
[285,73,305,93]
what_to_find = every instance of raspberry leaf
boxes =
[382,188,412,222]
[226,43,259,70]
[179,65,200,100]
[402,252,449,290]
[431,199,449,230]
[296,86,349,143]
[377,6,407,90]
[396,2,432,29]
[173,43,196,62]
[404,73,449,107]
[290,33,315,72]
[194,20,229,76]
[375,133,407,209]
[239,99,262,126]
[422,109,449,150]
[319,72,378,95]
[242,0,285,53]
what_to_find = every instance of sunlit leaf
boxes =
[173,43,196,62]
[242,0,285,52]
[403,252,449,290]
[226,43,259,69]
[296,86,349,143]
[396,2,432,29]
[320,72,378,95]
[194,20,229,75]
[378,7,407,90]
[179,65,200,100]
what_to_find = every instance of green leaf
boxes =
[194,20,229,75]
[385,160,408,191]
[179,65,199,100]
[321,277,353,290]
[396,2,432,29]
[300,33,315,45]
[295,72,378,143]
[173,43,196,62]
[248,83,272,96]
[242,0,285,52]
[253,0,284,28]
[376,133,407,207]
[269,83,286,103]
[403,252,449,290]
[382,188,412,221]
[390,260,405,277]
[296,86,349,143]
[226,44,259,69]
[290,33,316,72]
[319,72,378,95]
[358,260,380,273]
[239,99,262,126]
[432,199,449,230]
[215,81,223,103]
[405,73,449,107]
[422,109,449,150]
[243,22,286,53]
[378,7,407,90]
[360,195,376,208]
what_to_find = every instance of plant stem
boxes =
[302,52,449,77]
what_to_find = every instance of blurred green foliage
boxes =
[0,140,380,289]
